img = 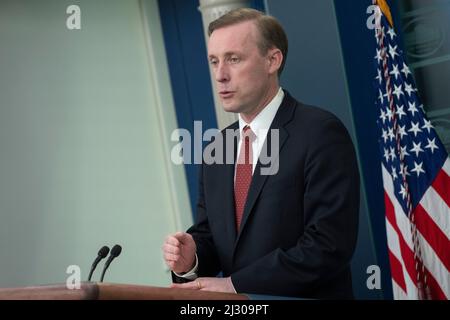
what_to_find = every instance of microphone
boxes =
[87,246,110,281]
[100,244,122,282]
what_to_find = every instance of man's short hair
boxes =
[208,8,288,76]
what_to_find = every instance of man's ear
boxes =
[267,48,283,75]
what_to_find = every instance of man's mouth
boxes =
[219,91,235,99]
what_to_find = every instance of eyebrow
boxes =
[208,51,243,59]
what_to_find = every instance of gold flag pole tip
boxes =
[376,0,394,28]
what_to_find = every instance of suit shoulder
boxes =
[293,101,342,125]
[285,97,352,142]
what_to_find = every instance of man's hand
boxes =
[162,232,196,274]
[170,277,236,293]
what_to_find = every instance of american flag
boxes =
[372,0,450,299]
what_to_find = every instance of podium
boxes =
[0,282,249,300]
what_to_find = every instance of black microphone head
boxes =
[99,244,122,282]
[110,244,122,257]
[88,245,110,281]
[98,246,110,258]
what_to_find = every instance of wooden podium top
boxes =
[0,282,249,300]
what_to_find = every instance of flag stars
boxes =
[393,84,404,100]
[375,49,383,64]
[389,44,399,59]
[387,28,397,40]
[388,128,395,141]
[382,129,389,143]
[404,83,414,96]
[390,64,400,80]
[411,161,425,177]
[408,101,418,117]
[408,122,422,137]
[391,166,398,180]
[386,108,393,121]
[422,119,434,133]
[398,125,408,140]
[383,148,390,162]
[425,138,439,154]
[376,69,383,85]
[389,147,397,161]
[410,141,424,157]
[401,63,412,78]
[378,89,385,104]
[396,105,406,120]
[399,184,407,199]
[400,145,410,158]
[399,163,410,179]
[380,109,387,124]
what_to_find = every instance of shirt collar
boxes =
[238,87,284,138]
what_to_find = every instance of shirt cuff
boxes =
[173,254,198,280]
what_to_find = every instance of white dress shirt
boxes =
[236,87,284,175]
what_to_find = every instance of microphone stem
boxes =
[100,264,109,282]
[87,268,95,282]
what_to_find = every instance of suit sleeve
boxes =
[185,164,222,277]
[230,117,360,297]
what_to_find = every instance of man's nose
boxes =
[215,62,229,83]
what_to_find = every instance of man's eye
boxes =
[210,59,218,66]
[229,57,240,63]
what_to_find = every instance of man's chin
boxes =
[221,103,241,114]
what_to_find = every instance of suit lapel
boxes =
[221,123,239,245]
[234,91,297,247]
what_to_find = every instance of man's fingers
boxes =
[170,281,200,290]
[164,252,179,262]
[167,261,176,269]
[163,232,195,273]
[173,232,192,244]
[165,235,180,247]
[162,243,180,255]
[169,278,234,293]
[166,260,182,272]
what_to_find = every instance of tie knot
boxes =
[242,125,256,141]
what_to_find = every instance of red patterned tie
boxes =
[234,125,255,230]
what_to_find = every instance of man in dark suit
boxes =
[162,8,359,299]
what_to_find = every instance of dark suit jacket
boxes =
[178,91,360,299]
